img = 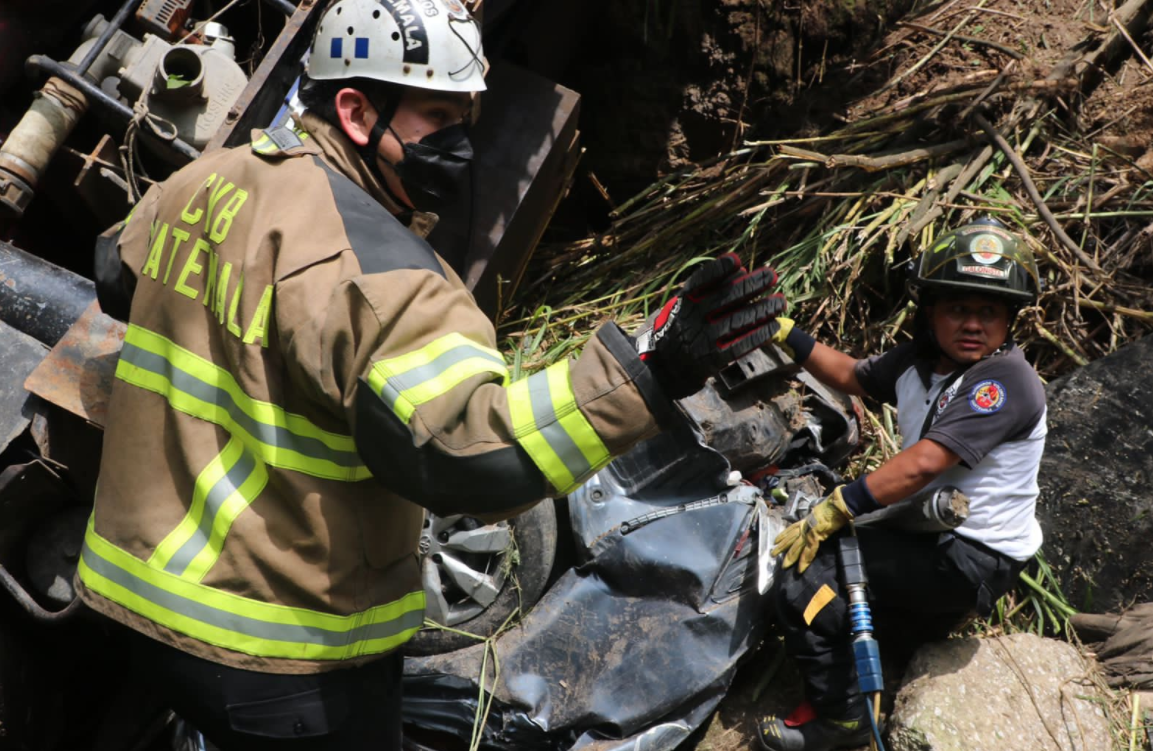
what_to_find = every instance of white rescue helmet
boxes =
[307,0,487,93]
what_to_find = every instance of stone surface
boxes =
[888,633,1111,751]
[1036,333,1153,613]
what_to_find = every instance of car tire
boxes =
[404,501,558,656]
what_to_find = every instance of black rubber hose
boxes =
[0,565,84,625]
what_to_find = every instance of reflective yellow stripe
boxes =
[251,133,274,154]
[804,583,838,625]
[367,333,508,423]
[507,360,611,495]
[150,436,244,570]
[149,436,270,582]
[80,517,425,660]
[546,364,610,468]
[117,325,370,481]
[182,456,268,582]
[507,376,571,490]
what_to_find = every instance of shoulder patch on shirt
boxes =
[969,379,1007,414]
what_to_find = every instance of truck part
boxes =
[406,500,557,656]
[0,461,80,624]
[619,492,732,534]
[26,506,88,606]
[0,505,88,624]
[0,241,97,346]
[23,300,125,427]
[0,564,83,624]
[0,321,49,455]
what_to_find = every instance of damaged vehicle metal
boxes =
[401,352,863,750]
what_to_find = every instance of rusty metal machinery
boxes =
[0,0,296,218]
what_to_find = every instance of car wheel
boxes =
[404,501,557,656]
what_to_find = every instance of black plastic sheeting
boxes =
[402,457,783,750]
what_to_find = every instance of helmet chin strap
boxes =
[357,96,402,203]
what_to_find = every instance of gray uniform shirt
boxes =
[855,342,1046,560]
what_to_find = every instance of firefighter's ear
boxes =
[334,87,375,147]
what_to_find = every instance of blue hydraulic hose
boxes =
[868,700,888,751]
[839,535,887,751]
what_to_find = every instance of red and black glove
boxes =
[633,253,786,400]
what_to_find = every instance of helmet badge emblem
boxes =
[970,233,1004,265]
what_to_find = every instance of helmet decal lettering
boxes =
[958,264,1009,279]
[382,0,430,63]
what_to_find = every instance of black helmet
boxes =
[908,216,1039,304]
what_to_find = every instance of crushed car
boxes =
[399,349,863,750]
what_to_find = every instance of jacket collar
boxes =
[250,112,438,238]
[915,340,1015,389]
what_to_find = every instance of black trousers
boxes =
[773,528,1026,718]
[129,632,404,750]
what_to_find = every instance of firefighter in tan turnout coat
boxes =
[76,0,787,747]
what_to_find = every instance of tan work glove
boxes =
[772,485,854,573]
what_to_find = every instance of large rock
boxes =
[887,633,1111,751]
[1037,333,1153,613]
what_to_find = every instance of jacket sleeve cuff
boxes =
[596,323,682,431]
[841,475,881,516]
[785,326,817,364]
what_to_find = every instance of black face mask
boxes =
[390,123,473,213]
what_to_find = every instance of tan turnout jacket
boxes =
[77,113,673,673]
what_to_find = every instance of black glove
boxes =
[634,253,786,399]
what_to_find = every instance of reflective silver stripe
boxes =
[82,540,426,647]
[524,370,592,481]
[164,449,258,576]
[378,344,506,410]
[120,343,363,469]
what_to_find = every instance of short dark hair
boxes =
[297,73,403,128]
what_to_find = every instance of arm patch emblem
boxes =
[968,379,1006,414]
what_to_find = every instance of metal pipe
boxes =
[0,76,88,217]
[260,0,298,16]
[0,565,84,625]
[25,55,201,162]
[76,0,143,76]
[0,241,97,347]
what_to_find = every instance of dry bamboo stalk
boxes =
[1034,323,1090,366]
[899,20,1025,59]
[1068,297,1153,320]
[972,111,1104,272]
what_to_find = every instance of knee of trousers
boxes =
[774,551,846,640]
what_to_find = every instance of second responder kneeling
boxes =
[756,217,1047,751]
